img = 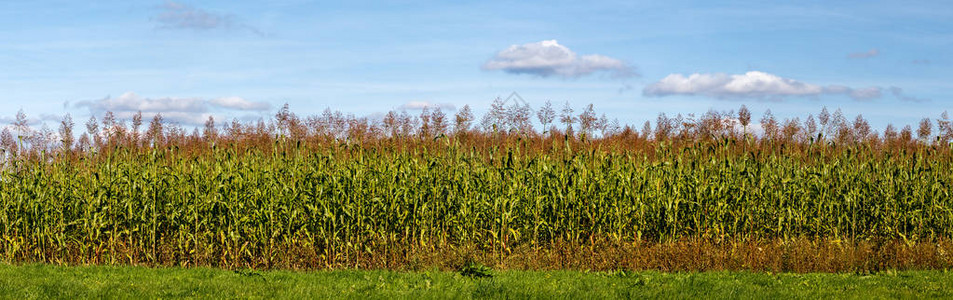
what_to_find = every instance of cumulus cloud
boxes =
[482,40,637,78]
[889,86,930,102]
[848,49,880,59]
[643,71,883,101]
[154,1,265,36]
[398,101,456,111]
[644,71,821,98]
[75,92,271,125]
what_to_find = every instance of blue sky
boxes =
[1,0,950,130]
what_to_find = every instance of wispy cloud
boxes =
[153,1,265,36]
[889,86,929,102]
[0,116,37,127]
[74,92,271,125]
[643,71,881,101]
[483,40,637,78]
[0,113,61,127]
[822,85,883,101]
[617,83,634,94]
[848,49,879,59]
[912,59,932,65]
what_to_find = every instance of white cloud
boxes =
[482,40,637,78]
[209,96,271,111]
[644,71,884,101]
[75,92,271,125]
[848,49,879,59]
[644,71,821,98]
[154,1,265,36]
[80,92,207,113]
[398,101,456,111]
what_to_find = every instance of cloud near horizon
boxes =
[74,92,271,125]
[483,40,637,78]
[398,101,456,111]
[643,71,882,101]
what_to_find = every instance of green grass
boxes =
[1,264,952,299]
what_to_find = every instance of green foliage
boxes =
[0,139,951,267]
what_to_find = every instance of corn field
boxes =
[1,104,952,270]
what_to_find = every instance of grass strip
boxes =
[1,264,951,299]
